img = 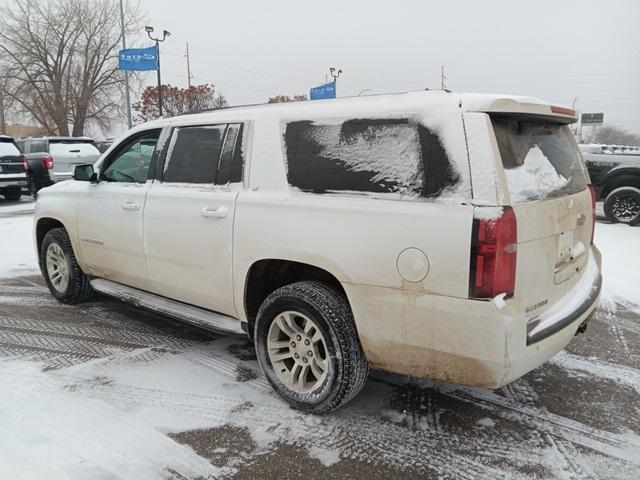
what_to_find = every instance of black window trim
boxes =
[99,128,163,183]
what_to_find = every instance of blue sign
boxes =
[118,46,158,71]
[310,81,336,100]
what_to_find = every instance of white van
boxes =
[34,91,601,412]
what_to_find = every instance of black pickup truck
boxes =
[583,148,640,225]
[15,139,55,197]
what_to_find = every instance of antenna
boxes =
[441,65,447,90]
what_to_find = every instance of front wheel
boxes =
[41,228,94,303]
[603,187,640,225]
[254,281,369,413]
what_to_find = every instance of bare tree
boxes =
[0,0,143,136]
[133,84,228,122]
[587,125,640,146]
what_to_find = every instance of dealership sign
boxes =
[581,113,604,126]
[310,81,336,100]
[118,46,159,71]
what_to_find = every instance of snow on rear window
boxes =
[492,118,588,203]
[504,145,569,203]
[284,118,459,199]
[0,141,20,156]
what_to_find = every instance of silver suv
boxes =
[21,137,100,181]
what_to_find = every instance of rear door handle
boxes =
[201,206,228,219]
[121,201,140,211]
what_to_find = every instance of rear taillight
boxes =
[589,186,597,244]
[42,156,54,170]
[470,207,518,299]
[21,155,28,171]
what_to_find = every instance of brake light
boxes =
[589,186,597,244]
[42,156,54,170]
[470,207,518,299]
[550,105,576,117]
[21,155,28,171]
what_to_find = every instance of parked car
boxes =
[15,139,55,197]
[34,92,601,412]
[582,150,640,225]
[20,136,100,182]
[0,135,27,201]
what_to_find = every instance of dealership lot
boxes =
[0,200,639,479]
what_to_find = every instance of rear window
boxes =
[284,118,459,199]
[49,141,100,156]
[491,118,588,203]
[0,139,20,156]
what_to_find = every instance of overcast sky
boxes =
[134,0,640,135]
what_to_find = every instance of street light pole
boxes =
[119,0,132,129]
[145,26,171,118]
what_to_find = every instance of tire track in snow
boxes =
[0,316,197,352]
[550,351,640,395]
[434,382,640,466]
[0,329,132,359]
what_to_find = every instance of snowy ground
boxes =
[1,198,639,479]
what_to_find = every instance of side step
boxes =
[90,278,245,336]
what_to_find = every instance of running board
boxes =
[90,278,245,336]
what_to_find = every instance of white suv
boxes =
[34,91,602,412]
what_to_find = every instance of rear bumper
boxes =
[343,246,603,389]
[0,174,27,189]
[526,273,601,345]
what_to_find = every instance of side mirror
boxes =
[73,164,97,183]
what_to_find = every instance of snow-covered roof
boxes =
[134,90,577,133]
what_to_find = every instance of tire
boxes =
[255,281,369,414]
[603,187,640,226]
[40,227,94,304]
[3,187,21,201]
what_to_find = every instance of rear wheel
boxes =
[603,187,640,225]
[254,281,369,413]
[2,187,21,201]
[41,228,94,303]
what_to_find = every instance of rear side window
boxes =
[164,125,226,184]
[491,118,588,203]
[163,123,244,185]
[0,139,20,156]
[284,118,458,198]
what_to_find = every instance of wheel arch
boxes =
[600,169,640,199]
[242,258,347,337]
[35,217,68,262]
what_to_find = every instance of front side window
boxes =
[101,130,160,183]
[284,118,458,198]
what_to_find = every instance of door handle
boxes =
[201,206,228,219]
[121,201,140,211]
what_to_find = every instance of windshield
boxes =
[491,117,588,203]
[0,140,20,157]
[49,141,99,156]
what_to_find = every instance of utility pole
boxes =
[185,42,192,88]
[441,65,447,90]
[145,25,171,118]
[119,0,132,129]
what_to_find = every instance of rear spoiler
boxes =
[469,99,579,125]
